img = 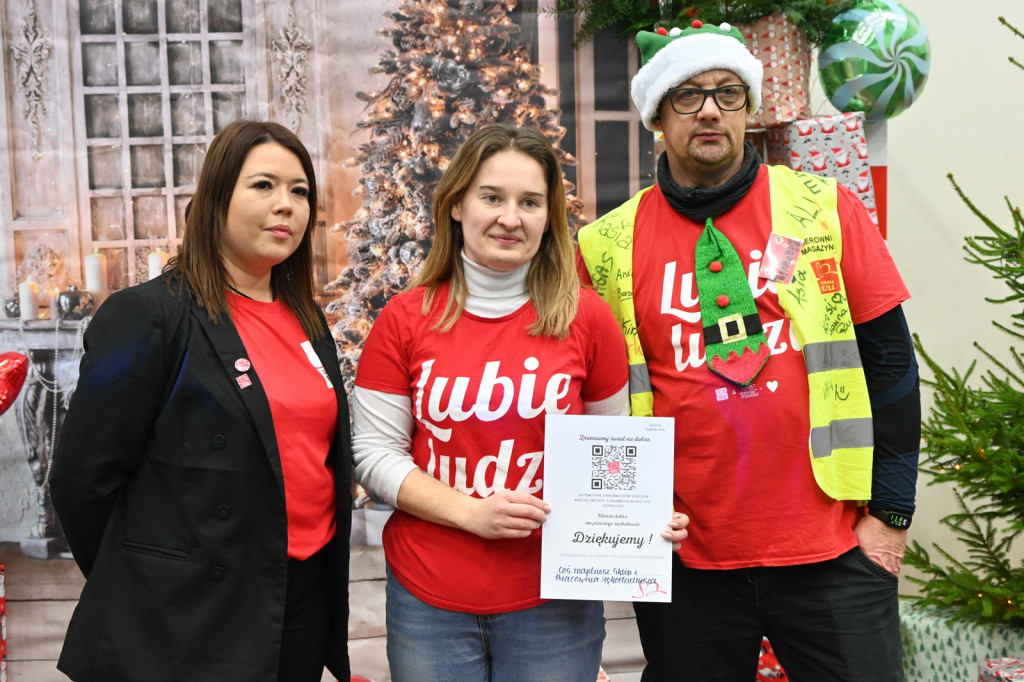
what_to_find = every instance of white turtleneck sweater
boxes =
[351,253,630,507]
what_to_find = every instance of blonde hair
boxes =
[410,124,579,338]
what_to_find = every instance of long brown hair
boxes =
[167,119,326,339]
[410,123,579,338]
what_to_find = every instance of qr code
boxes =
[591,444,637,490]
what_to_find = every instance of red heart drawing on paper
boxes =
[632,580,668,600]
[0,352,29,416]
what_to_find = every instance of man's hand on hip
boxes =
[854,513,908,575]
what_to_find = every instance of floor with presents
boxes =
[0,542,647,682]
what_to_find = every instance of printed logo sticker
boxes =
[301,341,333,388]
[811,258,842,294]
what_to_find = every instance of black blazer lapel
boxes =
[189,306,286,488]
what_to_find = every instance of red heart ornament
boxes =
[0,352,29,416]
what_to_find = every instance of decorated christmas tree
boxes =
[902,17,1024,629]
[325,0,583,386]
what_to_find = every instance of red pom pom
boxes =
[717,295,730,308]
[691,19,703,29]
[709,260,723,273]
[656,27,668,36]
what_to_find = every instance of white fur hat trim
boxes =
[631,31,763,131]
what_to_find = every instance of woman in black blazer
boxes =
[50,120,351,682]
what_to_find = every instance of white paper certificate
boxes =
[540,414,674,602]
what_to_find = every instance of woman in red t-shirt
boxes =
[354,123,688,682]
[51,120,351,682]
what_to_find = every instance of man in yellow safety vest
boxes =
[576,19,920,682]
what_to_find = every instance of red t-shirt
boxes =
[229,293,338,560]
[584,167,909,570]
[356,285,628,614]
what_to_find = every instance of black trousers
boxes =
[278,543,331,682]
[634,549,904,681]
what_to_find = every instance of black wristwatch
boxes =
[868,507,912,530]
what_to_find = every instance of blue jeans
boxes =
[385,566,605,682]
[634,548,904,682]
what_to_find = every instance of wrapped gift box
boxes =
[980,658,1024,681]
[738,13,812,129]
[1,564,5,680]
[902,603,1024,682]
[765,111,878,226]
[758,636,788,680]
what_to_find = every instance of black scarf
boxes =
[657,139,762,223]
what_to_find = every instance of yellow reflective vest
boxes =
[577,165,873,501]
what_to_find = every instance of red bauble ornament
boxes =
[0,352,29,416]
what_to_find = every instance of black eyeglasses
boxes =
[666,84,750,115]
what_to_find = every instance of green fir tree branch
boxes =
[905,20,1024,626]
[1000,17,1024,71]
[546,0,857,45]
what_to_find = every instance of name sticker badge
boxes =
[759,233,804,284]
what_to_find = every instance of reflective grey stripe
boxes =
[803,340,863,374]
[810,418,874,458]
[629,363,651,396]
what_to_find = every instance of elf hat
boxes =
[631,20,763,131]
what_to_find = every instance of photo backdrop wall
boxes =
[0,0,1021,579]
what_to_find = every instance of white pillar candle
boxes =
[84,251,108,302]
[18,279,38,321]
[45,288,59,320]
[147,249,169,280]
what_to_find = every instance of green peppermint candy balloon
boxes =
[818,0,930,121]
